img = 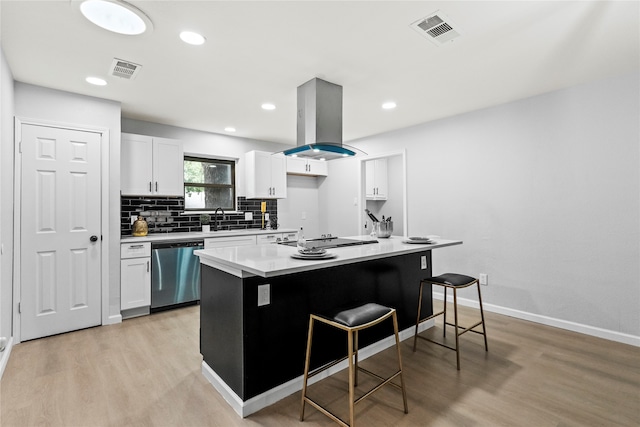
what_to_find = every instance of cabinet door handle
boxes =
[129,244,144,249]
[272,187,276,196]
[147,260,150,272]
[155,182,158,192]
[149,181,152,192]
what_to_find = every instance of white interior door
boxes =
[20,124,102,341]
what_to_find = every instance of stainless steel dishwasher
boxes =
[151,240,204,311]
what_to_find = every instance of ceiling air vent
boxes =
[109,58,142,80]
[410,11,463,46]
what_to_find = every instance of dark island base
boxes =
[200,250,433,401]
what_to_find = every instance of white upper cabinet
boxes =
[286,157,328,177]
[245,151,287,199]
[121,133,184,196]
[365,158,388,200]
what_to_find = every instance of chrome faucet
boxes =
[213,207,224,231]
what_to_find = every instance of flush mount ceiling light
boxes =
[79,0,153,35]
[382,101,397,110]
[224,127,236,132]
[86,76,107,86]
[261,103,276,110]
[180,31,206,45]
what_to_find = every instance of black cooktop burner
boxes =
[277,237,378,249]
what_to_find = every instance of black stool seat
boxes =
[428,273,476,287]
[333,303,392,327]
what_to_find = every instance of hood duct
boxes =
[283,78,357,160]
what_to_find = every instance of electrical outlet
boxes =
[258,284,270,306]
[244,212,253,221]
[480,274,488,286]
[130,215,137,225]
[421,255,427,270]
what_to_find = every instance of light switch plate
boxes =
[258,284,270,306]
[245,212,253,221]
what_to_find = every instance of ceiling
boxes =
[2,1,638,146]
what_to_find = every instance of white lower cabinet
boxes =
[280,231,298,242]
[205,235,257,249]
[256,233,282,244]
[120,242,151,310]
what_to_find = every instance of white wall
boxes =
[14,83,122,324]
[318,158,361,237]
[348,72,640,340]
[277,175,322,237]
[0,46,15,368]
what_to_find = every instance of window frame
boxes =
[183,156,237,212]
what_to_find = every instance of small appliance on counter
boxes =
[132,216,148,236]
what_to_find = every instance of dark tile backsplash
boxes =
[121,196,278,235]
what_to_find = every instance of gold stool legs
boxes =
[301,309,408,427]
[300,316,315,422]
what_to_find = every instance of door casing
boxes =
[13,117,112,344]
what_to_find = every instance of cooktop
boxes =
[277,237,378,249]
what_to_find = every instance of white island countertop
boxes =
[195,236,462,278]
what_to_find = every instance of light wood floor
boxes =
[1,303,638,427]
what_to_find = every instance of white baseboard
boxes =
[201,321,433,418]
[0,336,14,380]
[105,314,122,325]
[433,292,640,347]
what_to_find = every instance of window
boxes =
[184,156,236,211]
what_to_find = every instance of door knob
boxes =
[90,235,98,242]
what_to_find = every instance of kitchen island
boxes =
[195,236,462,416]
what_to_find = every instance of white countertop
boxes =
[121,228,297,244]
[195,236,463,278]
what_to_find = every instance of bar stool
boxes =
[413,274,488,370]
[300,303,408,427]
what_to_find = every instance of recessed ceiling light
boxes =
[224,127,236,132]
[86,76,107,86]
[291,154,298,158]
[382,101,397,110]
[79,0,152,35]
[180,31,206,45]
[261,103,276,110]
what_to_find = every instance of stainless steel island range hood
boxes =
[282,78,357,161]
